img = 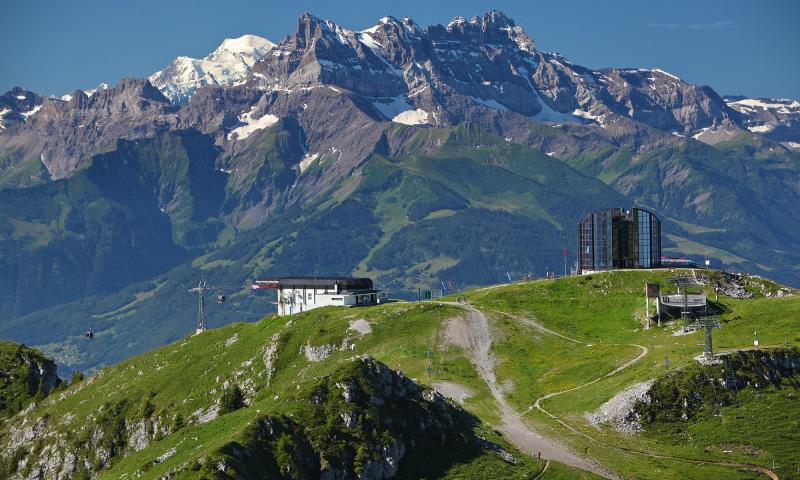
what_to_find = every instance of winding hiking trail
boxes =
[487,307,779,480]
[439,302,614,478]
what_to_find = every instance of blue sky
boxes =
[3,0,798,99]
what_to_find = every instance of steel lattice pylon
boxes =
[188,279,210,334]
[188,279,240,334]
[696,315,721,357]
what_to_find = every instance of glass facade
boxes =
[577,207,660,273]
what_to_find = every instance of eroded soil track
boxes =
[440,303,613,478]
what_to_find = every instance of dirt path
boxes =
[489,308,779,480]
[439,302,613,478]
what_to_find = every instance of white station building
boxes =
[251,277,380,316]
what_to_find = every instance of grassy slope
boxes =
[462,269,799,479]
[2,302,567,479]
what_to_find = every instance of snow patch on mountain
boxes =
[393,109,430,125]
[652,68,681,81]
[748,124,775,133]
[728,98,800,114]
[227,106,279,140]
[150,34,275,104]
[372,96,430,125]
[85,83,109,97]
[21,105,42,119]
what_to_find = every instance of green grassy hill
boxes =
[0,303,562,479]
[1,268,797,479]
[461,269,800,479]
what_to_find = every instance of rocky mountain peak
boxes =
[476,9,515,29]
[87,77,170,113]
[441,10,534,52]
[0,87,43,130]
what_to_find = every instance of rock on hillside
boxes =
[204,357,513,479]
[0,341,61,418]
[633,348,800,425]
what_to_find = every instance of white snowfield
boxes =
[21,105,42,119]
[372,95,431,125]
[85,83,109,97]
[150,35,275,104]
[227,106,279,140]
[727,97,800,114]
[651,67,681,81]
[747,124,775,133]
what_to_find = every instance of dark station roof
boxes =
[253,277,375,291]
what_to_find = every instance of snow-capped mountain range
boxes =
[1,10,799,184]
[148,34,276,104]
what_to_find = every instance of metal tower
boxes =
[696,315,721,357]
[189,279,209,334]
[188,279,242,334]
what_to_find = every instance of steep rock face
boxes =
[149,34,276,105]
[252,11,548,124]
[250,10,741,140]
[0,341,61,418]
[0,78,177,182]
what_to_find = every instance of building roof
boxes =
[580,206,659,220]
[253,276,374,291]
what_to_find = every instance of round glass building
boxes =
[577,207,661,274]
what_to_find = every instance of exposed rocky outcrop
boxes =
[586,380,654,434]
[0,78,177,182]
[0,341,61,418]
[633,348,800,425]
[1,400,175,479]
[201,356,504,480]
[698,271,795,299]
